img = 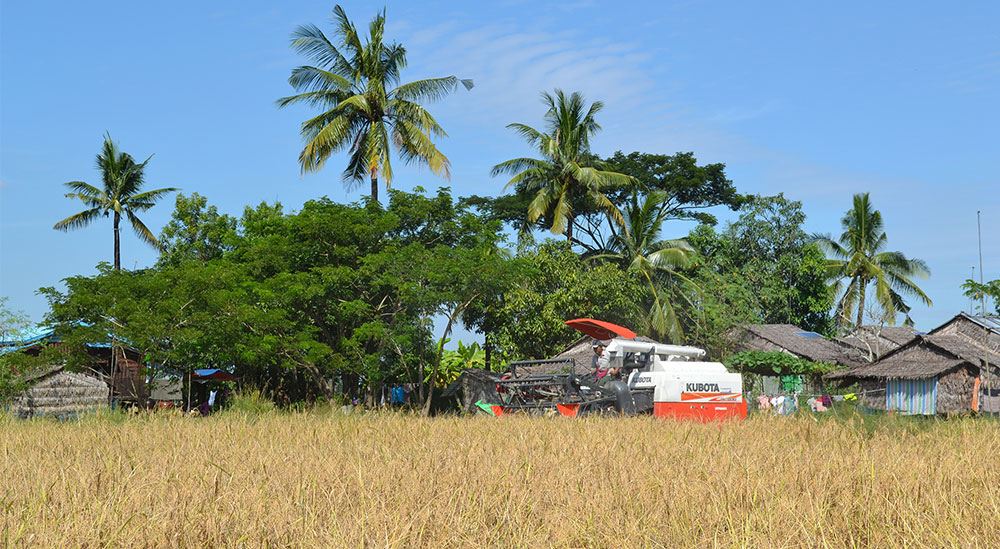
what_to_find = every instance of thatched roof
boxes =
[930,313,1000,336]
[826,334,1000,381]
[924,334,1000,368]
[731,324,861,367]
[10,367,109,418]
[835,325,922,361]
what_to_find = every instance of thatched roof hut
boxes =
[930,313,1000,346]
[1,325,146,403]
[835,325,922,362]
[825,333,1000,414]
[728,324,862,367]
[10,366,109,419]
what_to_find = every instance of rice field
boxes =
[3,409,1000,548]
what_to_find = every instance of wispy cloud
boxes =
[403,22,657,130]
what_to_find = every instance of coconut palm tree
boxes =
[53,134,178,270]
[277,5,472,203]
[490,89,633,243]
[596,191,695,342]
[812,192,931,330]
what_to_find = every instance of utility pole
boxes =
[978,211,991,413]
[971,266,976,313]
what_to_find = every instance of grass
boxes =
[3,409,1000,548]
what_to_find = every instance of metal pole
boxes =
[971,266,976,313]
[979,211,990,413]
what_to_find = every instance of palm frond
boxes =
[489,157,552,178]
[290,23,351,74]
[127,187,180,210]
[392,76,473,103]
[505,123,546,147]
[53,208,103,231]
[126,211,161,250]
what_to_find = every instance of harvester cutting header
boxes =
[476,318,747,420]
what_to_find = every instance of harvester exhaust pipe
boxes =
[606,381,636,416]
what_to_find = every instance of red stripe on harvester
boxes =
[653,401,747,421]
[556,403,580,418]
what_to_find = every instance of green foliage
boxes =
[602,151,747,226]
[0,297,31,343]
[52,133,178,269]
[726,351,840,377]
[42,187,512,410]
[812,192,931,330]
[591,191,696,342]
[961,279,1000,316]
[432,341,486,387]
[0,299,45,403]
[487,241,646,360]
[277,5,471,201]
[681,194,834,355]
[490,89,632,241]
[158,193,238,266]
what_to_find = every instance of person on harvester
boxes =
[591,340,620,381]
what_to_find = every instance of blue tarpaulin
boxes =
[188,369,239,381]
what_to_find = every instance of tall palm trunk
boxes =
[856,279,867,329]
[565,214,574,244]
[113,211,121,271]
[370,173,378,203]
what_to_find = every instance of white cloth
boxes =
[591,352,610,377]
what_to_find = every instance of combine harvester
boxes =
[483,318,747,420]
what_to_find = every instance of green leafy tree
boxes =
[277,5,472,202]
[490,90,633,244]
[433,341,486,387]
[683,195,834,354]
[43,187,520,411]
[53,134,178,270]
[487,241,646,360]
[961,279,1000,316]
[812,193,931,330]
[157,193,239,266]
[601,151,747,226]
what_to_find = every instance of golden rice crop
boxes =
[3,410,1000,548]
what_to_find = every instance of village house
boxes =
[9,366,109,419]
[835,325,923,363]
[1,326,147,410]
[727,324,863,394]
[826,314,1000,414]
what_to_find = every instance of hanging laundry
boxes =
[757,395,771,410]
[807,398,827,413]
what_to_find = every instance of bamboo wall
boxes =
[10,370,109,418]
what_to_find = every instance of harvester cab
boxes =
[606,338,747,420]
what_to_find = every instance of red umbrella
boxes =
[564,318,636,341]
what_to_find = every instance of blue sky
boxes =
[2,0,998,339]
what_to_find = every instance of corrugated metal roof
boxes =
[0,323,120,354]
[964,314,1000,333]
